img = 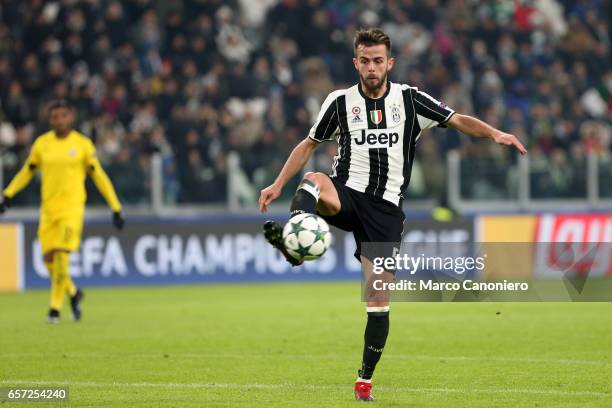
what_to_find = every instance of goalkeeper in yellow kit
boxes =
[0,100,125,323]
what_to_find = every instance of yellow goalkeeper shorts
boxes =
[38,210,84,254]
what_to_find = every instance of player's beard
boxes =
[361,70,388,96]
[53,126,71,137]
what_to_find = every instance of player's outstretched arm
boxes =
[447,113,527,155]
[258,137,319,213]
[86,157,124,230]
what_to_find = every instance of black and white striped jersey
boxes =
[308,82,455,206]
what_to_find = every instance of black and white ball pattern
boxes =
[282,213,332,261]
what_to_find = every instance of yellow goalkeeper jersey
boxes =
[3,130,122,215]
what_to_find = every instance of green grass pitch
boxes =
[1,282,611,407]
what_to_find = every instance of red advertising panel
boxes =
[534,214,612,278]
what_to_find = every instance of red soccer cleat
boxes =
[354,380,374,401]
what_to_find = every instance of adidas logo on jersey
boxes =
[354,130,399,148]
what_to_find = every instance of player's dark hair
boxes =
[47,99,73,114]
[354,28,391,55]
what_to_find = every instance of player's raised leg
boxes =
[291,172,340,217]
[263,172,340,265]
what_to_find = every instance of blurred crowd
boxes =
[0,0,610,206]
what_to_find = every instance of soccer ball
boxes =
[282,213,332,262]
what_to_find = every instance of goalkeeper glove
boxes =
[112,211,125,230]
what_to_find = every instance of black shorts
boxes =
[318,176,405,262]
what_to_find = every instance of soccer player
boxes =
[258,28,526,401]
[0,100,125,323]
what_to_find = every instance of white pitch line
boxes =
[1,352,611,367]
[0,380,609,398]
[396,354,612,367]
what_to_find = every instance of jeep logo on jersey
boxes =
[354,130,399,148]
[369,110,383,125]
